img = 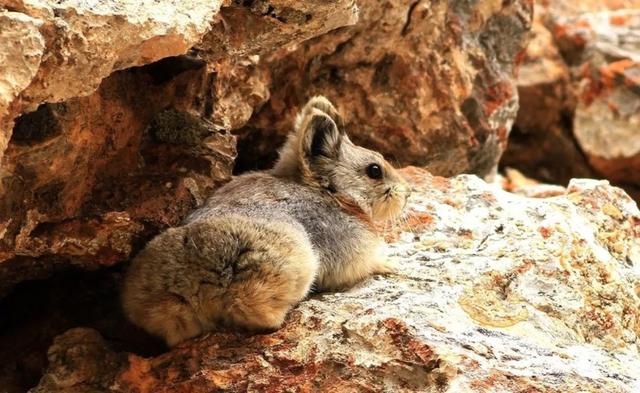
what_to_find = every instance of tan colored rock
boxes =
[195,0,359,62]
[504,4,640,200]
[31,168,640,392]
[0,0,224,161]
[567,11,640,185]
[498,167,567,198]
[192,0,360,130]
[234,0,533,178]
[0,10,44,157]
[0,64,237,295]
[0,0,360,162]
[501,13,595,185]
[19,0,222,107]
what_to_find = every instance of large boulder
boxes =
[32,168,640,392]
[503,1,640,201]
[234,0,533,178]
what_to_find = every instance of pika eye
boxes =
[366,163,383,179]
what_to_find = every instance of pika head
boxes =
[272,96,410,221]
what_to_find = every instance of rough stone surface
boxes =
[0,9,44,157]
[31,168,640,392]
[499,167,568,199]
[0,0,359,295]
[195,0,359,62]
[567,10,640,184]
[503,2,640,200]
[500,11,595,185]
[0,63,237,296]
[0,0,223,161]
[0,0,359,160]
[234,0,533,178]
[191,0,359,130]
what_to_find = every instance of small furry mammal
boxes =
[122,96,410,346]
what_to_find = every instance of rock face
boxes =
[0,0,359,151]
[31,168,640,392]
[0,64,238,295]
[502,1,640,200]
[0,0,222,160]
[0,0,359,295]
[568,10,640,184]
[234,0,533,177]
[500,10,593,185]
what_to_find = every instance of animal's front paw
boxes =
[372,258,398,275]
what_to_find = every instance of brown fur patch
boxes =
[333,194,377,233]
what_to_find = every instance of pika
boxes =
[122,96,410,346]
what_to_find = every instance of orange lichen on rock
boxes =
[119,355,159,393]
[538,226,553,239]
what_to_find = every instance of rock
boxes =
[0,1,223,161]
[565,10,640,186]
[194,0,359,62]
[498,167,567,198]
[503,3,640,200]
[33,328,127,393]
[0,0,359,295]
[32,168,640,392]
[233,0,533,178]
[0,0,359,159]
[500,12,595,185]
[0,63,237,296]
[0,10,44,157]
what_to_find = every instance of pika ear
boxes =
[301,110,343,159]
[304,96,345,129]
[295,95,345,133]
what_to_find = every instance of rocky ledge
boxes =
[32,168,640,392]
